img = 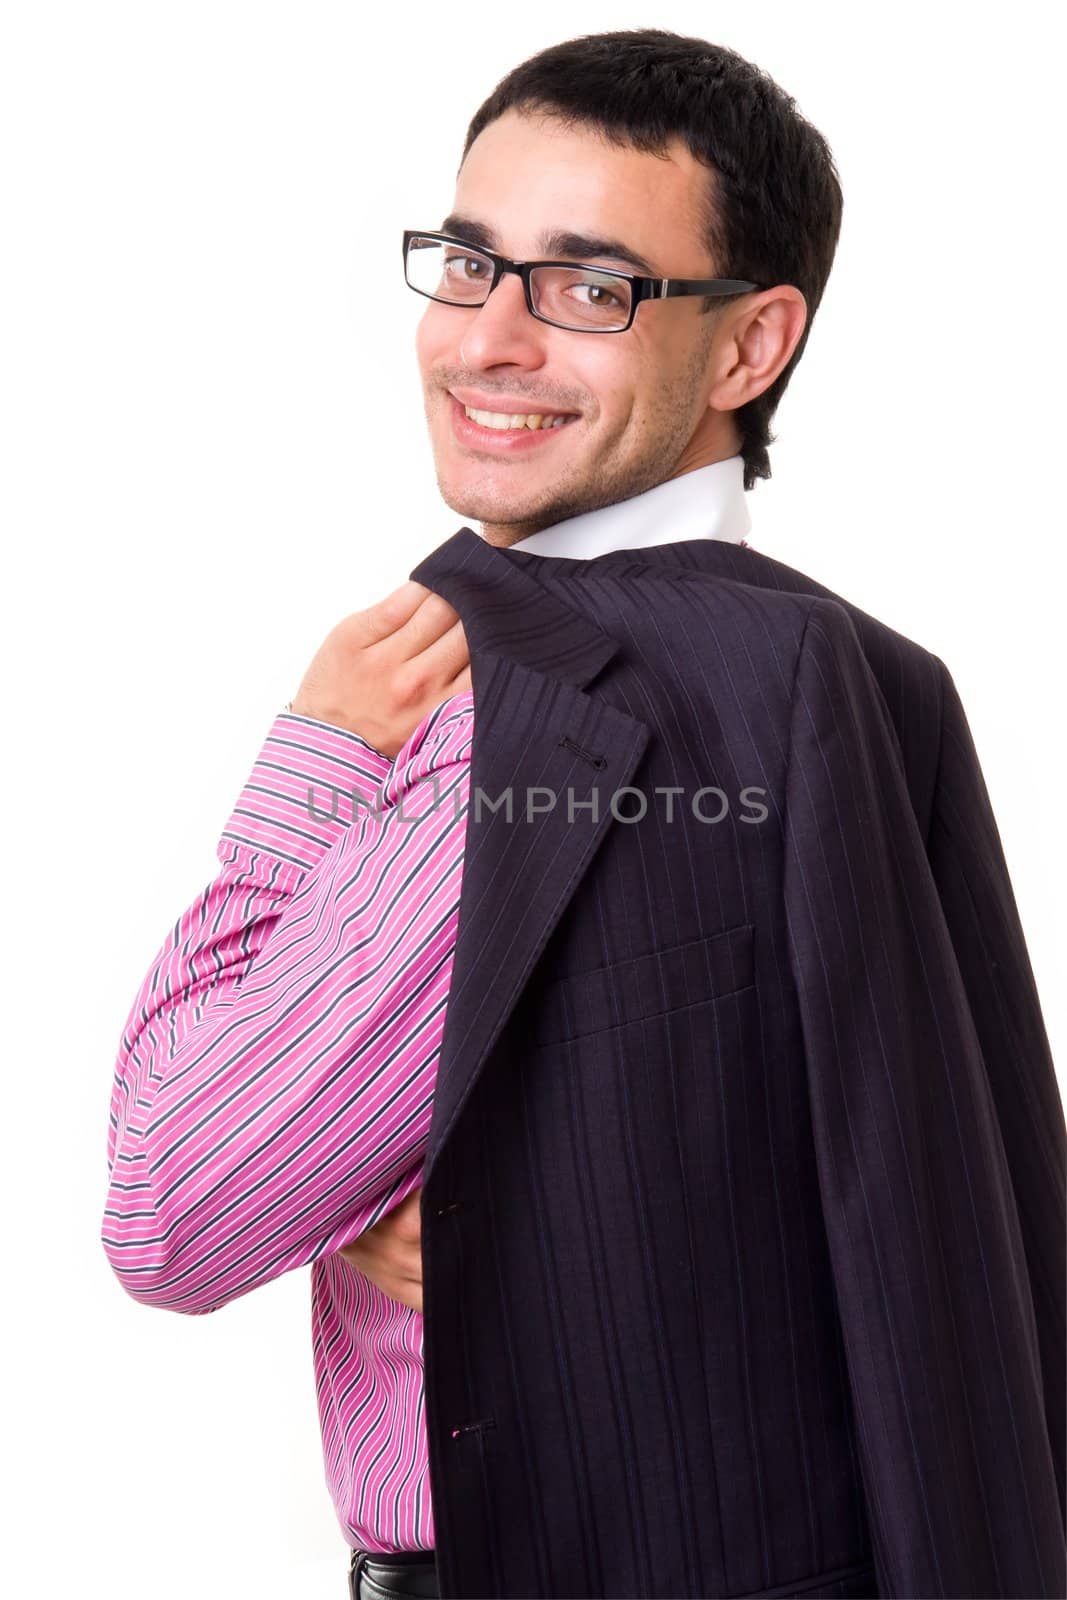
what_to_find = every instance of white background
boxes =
[2,3,1063,1596]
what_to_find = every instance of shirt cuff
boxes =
[217,709,392,877]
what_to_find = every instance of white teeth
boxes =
[463,405,573,431]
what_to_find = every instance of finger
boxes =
[391,1237,422,1272]
[389,1188,422,1239]
[405,617,470,684]
[388,591,464,663]
[382,1276,421,1313]
[356,581,437,646]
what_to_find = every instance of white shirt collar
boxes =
[491,454,751,558]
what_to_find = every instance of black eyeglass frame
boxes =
[402,229,762,333]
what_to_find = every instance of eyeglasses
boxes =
[402,229,761,334]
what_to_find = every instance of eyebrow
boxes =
[439,213,657,276]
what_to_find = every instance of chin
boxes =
[433,482,491,526]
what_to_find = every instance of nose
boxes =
[458,269,549,371]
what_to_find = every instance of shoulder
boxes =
[629,545,946,711]
[578,547,948,819]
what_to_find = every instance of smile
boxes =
[448,392,580,454]
[463,405,575,431]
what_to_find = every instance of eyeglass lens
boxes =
[405,236,633,331]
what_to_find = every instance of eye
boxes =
[574,282,625,309]
[567,278,626,310]
[443,252,490,283]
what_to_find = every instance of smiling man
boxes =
[101,28,1066,1600]
[413,103,805,550]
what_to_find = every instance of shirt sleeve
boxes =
[218,707,394,880]
[100,694,474,1317]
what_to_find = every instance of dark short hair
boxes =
[460,29,843,491]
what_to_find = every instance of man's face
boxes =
[414,108,746,547]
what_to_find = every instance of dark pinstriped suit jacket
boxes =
[405,525,1066,1600]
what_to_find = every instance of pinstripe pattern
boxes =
[405,529,1064,1599]
[102,523,1065,1597]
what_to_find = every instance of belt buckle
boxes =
[349,1547,370,1600]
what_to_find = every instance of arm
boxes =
[100,694,473,1317]
[217,705,394,879]
[783,599,1066,1599]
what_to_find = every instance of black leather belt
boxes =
[348,1546,438,1600]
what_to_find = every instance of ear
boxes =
[711,286,808,411]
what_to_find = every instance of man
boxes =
[101,28,1066,1600]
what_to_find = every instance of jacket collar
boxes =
[408,523,814,681]
[408,524,620,688]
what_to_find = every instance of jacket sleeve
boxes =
[100,700,471,1317]
[925,653,1067,1532]
[782,597,1066,1599]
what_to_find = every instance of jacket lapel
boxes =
[407,528,651,1188]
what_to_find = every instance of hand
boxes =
[290,581,472,760]
[337,1186,424,1313]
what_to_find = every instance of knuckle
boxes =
[372,594,407,630]
[394,665,425,705]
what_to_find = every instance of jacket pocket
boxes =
[533,921,754,1046]
[738,1555,877,1597]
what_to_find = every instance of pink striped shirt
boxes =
[101,458,752,1557]
[101,691,477,1553]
